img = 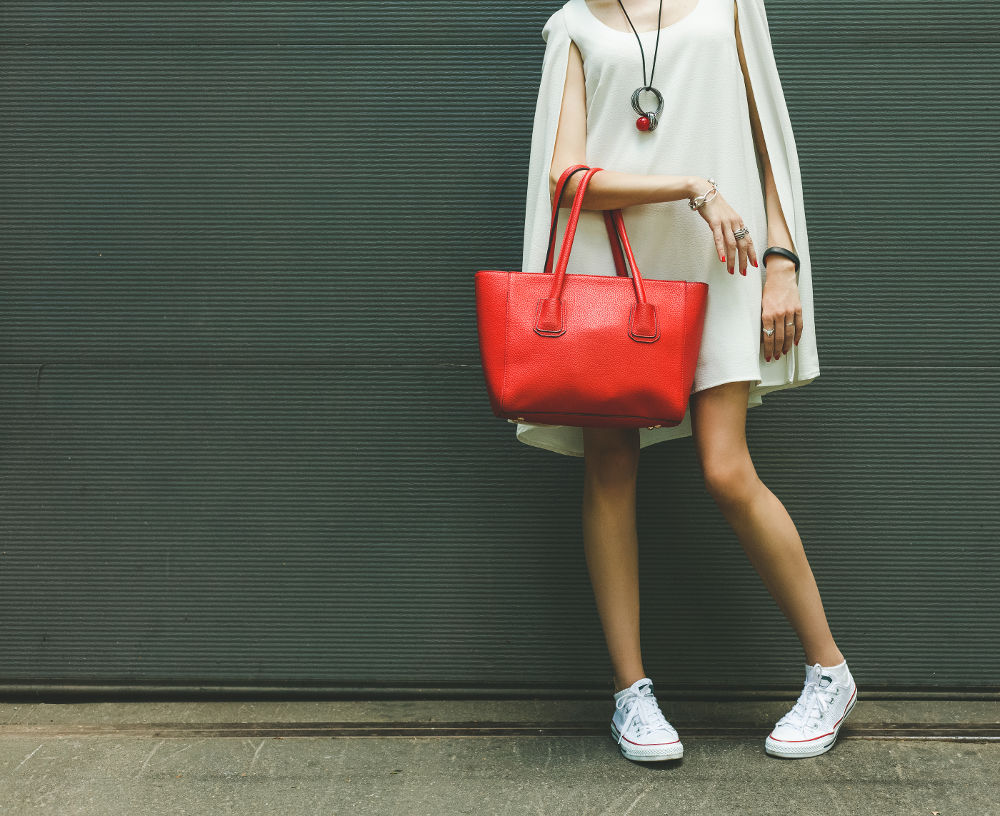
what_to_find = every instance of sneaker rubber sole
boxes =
[610,721,684,762]
[764,686,857,759]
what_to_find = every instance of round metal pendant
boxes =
[631,86,664,132]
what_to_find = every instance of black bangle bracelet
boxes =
[762,246,800,273]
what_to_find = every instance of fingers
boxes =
[714,223,746,276]
[725,225,738,276]
[761,320,774,361]
[736,228,752,276]
[762,309,803,360]
[730,220,753,275]
[711,212,756,277]
[762,319,786,360]
[787,310,803,351]
[761,312,785,361]
[780,310,802,354]
[713,226,728,267]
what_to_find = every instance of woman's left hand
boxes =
[760,257,802,361]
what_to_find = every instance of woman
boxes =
[514,0,857,761]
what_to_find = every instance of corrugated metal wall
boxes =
[1,2,997,694]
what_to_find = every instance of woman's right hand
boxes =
[690,179,758,276]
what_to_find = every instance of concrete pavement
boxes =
[1,697,996,815]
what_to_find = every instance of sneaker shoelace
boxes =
[615,684,674,744]
[776,663,836,731]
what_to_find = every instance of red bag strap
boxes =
[548,167,626,295]
[535,166,659,342]
[545,164,629,277]
[604,209,629,277]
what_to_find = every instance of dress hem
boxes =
[511,368,821,458]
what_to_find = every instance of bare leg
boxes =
[581,426,647,693]
[689,381,845,667]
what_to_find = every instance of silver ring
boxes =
[785,321,795,326]
[762,327,774,336]
[733,225,750,240]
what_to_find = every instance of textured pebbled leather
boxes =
[475,164,709,428]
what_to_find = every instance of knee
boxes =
[702,457,758,505]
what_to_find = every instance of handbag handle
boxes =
[536,166,659,343]
[544,164,630,278]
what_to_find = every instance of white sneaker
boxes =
[610,677,683,762]
[765,661,858,758]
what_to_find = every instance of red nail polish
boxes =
[741,268,746,276]
[752,259,758,267]
[765,356,771,362]
[721,255,726,262]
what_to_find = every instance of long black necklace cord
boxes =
[617,0,663,89]
[617,0,666,132]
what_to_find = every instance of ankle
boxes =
[613,671,648,694]
[807,650,846,667]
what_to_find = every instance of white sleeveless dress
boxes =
[511,0,820,457]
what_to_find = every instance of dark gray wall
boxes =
[0,2,997,695]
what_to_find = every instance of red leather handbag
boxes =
[475,164,709,429]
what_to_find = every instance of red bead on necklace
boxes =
[631,86,664,132]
